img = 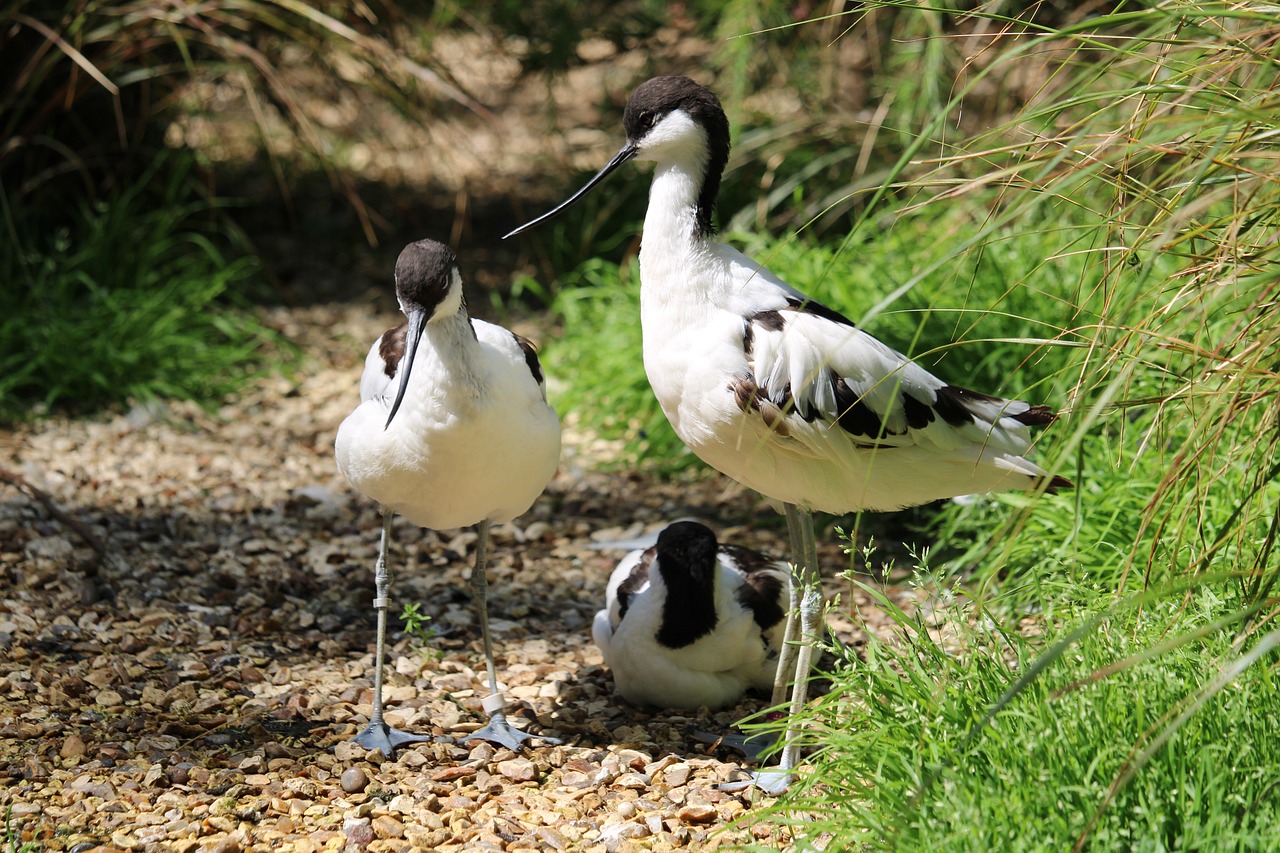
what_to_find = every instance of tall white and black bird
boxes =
[592,520,790,711]
[507,76,1071,789]
[335,238,562,757]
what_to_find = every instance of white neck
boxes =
[638,161,719,304]
[412,312,484,397]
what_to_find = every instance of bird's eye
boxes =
[642,112,656,130]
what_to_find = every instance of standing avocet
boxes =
[335,238,561,756]
[507,76,1070,790]
[593,520,790,711]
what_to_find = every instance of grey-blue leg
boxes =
[353,513,433,757]
[462,519,562,750]
[722,504,819,794]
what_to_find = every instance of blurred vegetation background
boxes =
[5,0,1279,847]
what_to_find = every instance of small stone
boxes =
[142,763,165,787]
[614,772,650,789]
[61,734,87,758]
[95,689,123,707]
[371,815,404,839]
[343,817,374,848]
[340,767,369,793]
[496,757,537,783]
[677,804,717,824]
[534,827,569,850]
[429,765,476,782]
[207,831,245,853]
[662,763,691,787]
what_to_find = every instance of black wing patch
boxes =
[378,322,408,378]
[784,294,856,329]
[722,545,787,634]
[615,546,654,622]
[512,332,545,386]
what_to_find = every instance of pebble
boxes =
[340,767,369,793]
[430,765,476,782]
[496,757,537,782]
[343,817,374,848]
[677,804,718,824]
[371,815,405,839]
[662,762,692,788]
[95,689,123,707]
[60,734,86,758]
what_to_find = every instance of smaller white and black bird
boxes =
[335,238,561,756]
[592,520,791,711]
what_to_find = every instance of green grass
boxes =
[0,156,289,421]
[749,564,1280,851]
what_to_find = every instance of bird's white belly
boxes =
[642,324,840,512]
[336,397,559,530]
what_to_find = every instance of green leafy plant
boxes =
[0,155,290,420]
[400,601,441,660]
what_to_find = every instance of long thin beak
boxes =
[503,142,639,238]
[385,306,427,429]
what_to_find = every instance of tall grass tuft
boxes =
[0,155,289,421]
[1,0,477,243]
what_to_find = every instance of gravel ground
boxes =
[0,303,924,853]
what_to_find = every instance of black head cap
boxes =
[656,520,719,583]
[394,239,458,314]
[623,76,730,236]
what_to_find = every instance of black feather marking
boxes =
[615,546,654,622]
[722,544,787,633]
[902,393,936,430]
[1014,404,1058,427]
[378,323,407,378]
[778,383,820,423]
[751,309,787,332]
[512,332,545,385]
[784,295,857,329]
[654,522,720,649]
[831,375,886,438]
[742,317,754,358]
[1041,474,1075,493]
[932,385,980,427]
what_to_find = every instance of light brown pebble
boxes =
[206,832,245,853]
[614,772,650,789]
[371,815,404,839]
[496,757,537,782]
[431,765,477,782]
[95,689,123,707]
[340,767,369,793]
[534,827,570,851]
[677,804,717,824]
[60,734,86,758]
[662,762,691,788]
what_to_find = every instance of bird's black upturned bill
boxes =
[384,306,426,429]
[504,143,639,238]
